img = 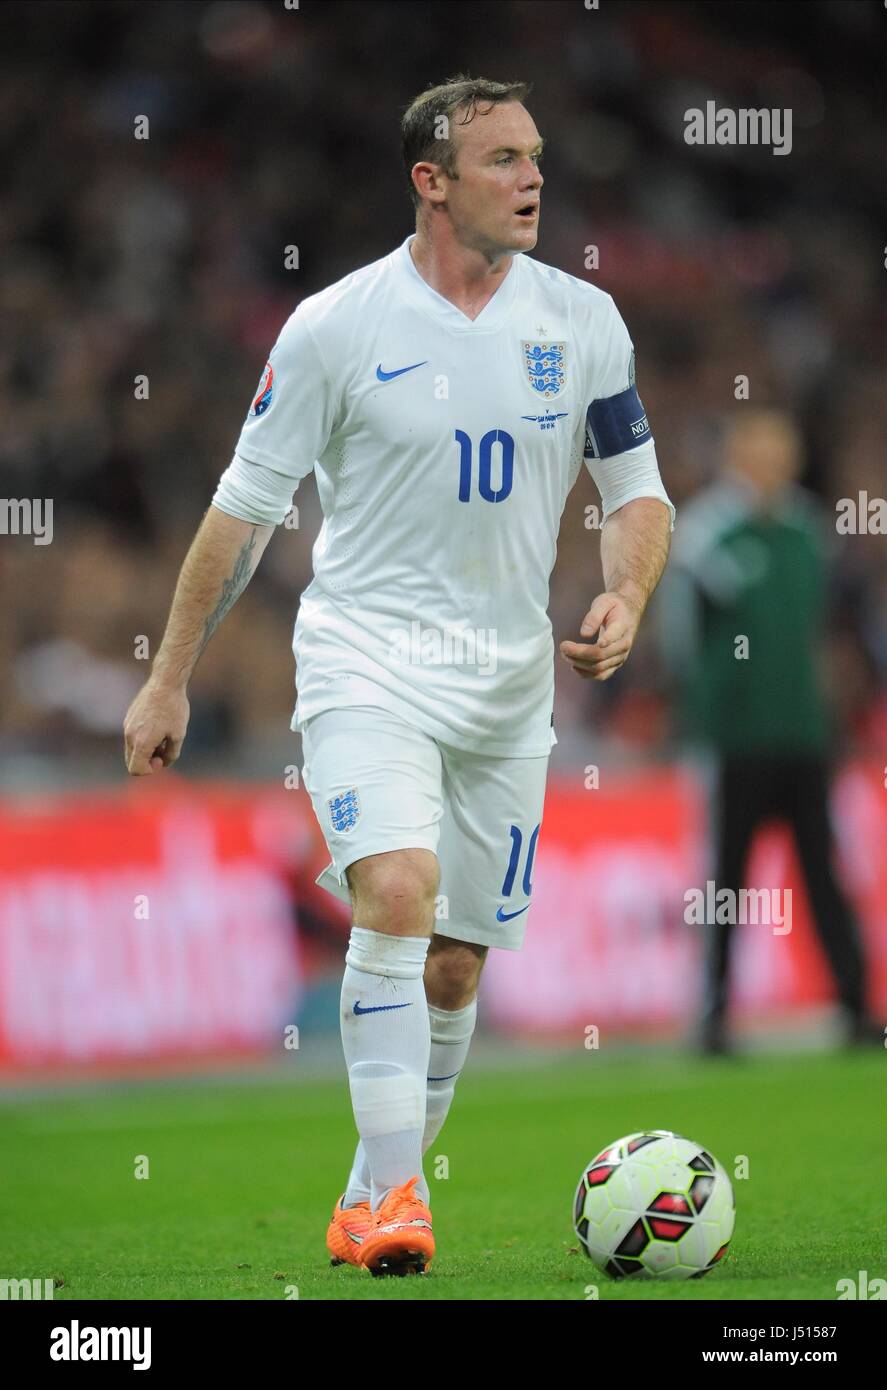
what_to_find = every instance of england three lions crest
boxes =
[328,787,360,833]
[522,341,567,399]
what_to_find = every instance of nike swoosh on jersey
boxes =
[353,1000,413,1015]
[496,904,531,922]
[376,360,428,381]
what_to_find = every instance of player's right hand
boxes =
[123,680,190,776]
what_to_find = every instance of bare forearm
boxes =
[601,497,671,616]
[151,505,275,691]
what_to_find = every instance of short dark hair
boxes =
[401,73,533,211]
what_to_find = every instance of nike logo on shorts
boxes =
[496,903,530,922]
[353,1000,413,1015]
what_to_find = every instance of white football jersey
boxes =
[219,234,673,757]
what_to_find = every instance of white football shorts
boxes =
[298,704,550,951]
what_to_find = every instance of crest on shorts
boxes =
[328,787,361,833]
[522,341,566,398]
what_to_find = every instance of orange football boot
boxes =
[357,1175,434,1277]
[326,1194,373,1267]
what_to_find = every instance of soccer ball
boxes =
[573,1130,735,1280]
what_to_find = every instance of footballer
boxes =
[123,75,674,1277]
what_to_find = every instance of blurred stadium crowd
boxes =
[1,0,884,786]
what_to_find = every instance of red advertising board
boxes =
[483,764,887,1039]
[0,784,307,1073]
[0,767,883,1074]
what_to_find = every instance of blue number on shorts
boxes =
[501,822,541,899]
[455,429,515,503]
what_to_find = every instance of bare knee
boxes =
[425,935,487,1009]
[347,848,439,938]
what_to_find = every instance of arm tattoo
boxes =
[197,528,258,658]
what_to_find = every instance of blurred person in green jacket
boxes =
[665,407,880,1054]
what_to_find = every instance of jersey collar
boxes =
[395,233,520,333]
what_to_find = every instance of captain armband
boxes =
[583,387,675,529]
[584,384,651,459]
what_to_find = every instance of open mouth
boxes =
[515,204,538,219]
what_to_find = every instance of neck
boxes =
[725,469,784,514]
[409,220,514,319]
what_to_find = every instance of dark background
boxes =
[0,0,884,786]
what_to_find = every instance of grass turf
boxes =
[1,1048,884,1300]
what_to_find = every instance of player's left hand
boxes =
[559,591,642,681]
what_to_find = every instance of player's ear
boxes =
[412,162,445,206]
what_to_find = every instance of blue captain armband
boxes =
[584,385,651,460]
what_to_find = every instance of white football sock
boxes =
[340,926,431,1211]
[424,998,477,1152]
[343,996,477,1207]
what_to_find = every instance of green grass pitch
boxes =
[2,1049,884,1300]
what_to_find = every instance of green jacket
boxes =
[664,478,831,755]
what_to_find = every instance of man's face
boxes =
[435,101,544,256]
[726,415,802,504]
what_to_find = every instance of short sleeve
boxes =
[233,305,338,480]
[582,296,655,462]
[589,295,637,402]
[581,294,674,528]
